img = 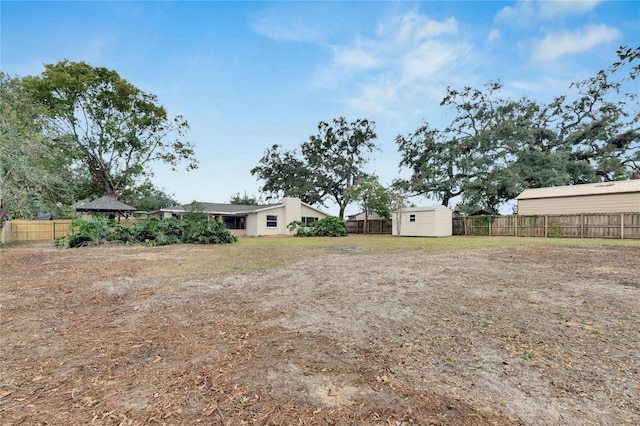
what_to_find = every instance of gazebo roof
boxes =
[76,196,136,212]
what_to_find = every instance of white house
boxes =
[392,206,453,237]
[153,197,327,237]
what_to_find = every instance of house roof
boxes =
[76,196,136,212]
[516,179,640,200]
[160,202,280,215]
[159,198,329,217]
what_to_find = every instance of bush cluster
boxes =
[288,216,347,237]
[57,217,237,248]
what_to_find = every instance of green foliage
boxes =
[0,73,77,224]
[122,181,178,211]
[230,192,261,205]
[350,176,391,220]
[388,183,414,237]
[180,218,238,244]
[129,217,182,245]
[58,217,237,248]
[397,46,639,213]
[288,216,347,237]
[66,217,117,248]
[252,117,378,217]
[22,60,198,198]
[469,215,497,236]
[182,201,208,221]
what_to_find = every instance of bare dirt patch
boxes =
[1,241,638,425]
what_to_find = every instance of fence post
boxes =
[621,213,624,239]
[580,214,584,239]
[0,222,12,243]
[514,215,518,237]
[544,216,548,238]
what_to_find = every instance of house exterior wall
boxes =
[300,204,325,221]
[392,206,452,237]
[248,199,327,236]
[229,229,248,237]
[245,214,258,236]
[151,211,178,220]
[283,197,302,228]
[156,197,328,237]
[518,193,640,215]
[254,206,287,236]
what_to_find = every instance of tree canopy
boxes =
[397,47,639,214]
[0,73,76,224]
[22,60,198,198]
[350,176,391,220]
[229,192,261,205]
[251,117,378,217]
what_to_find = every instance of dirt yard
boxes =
[1,238,639,425]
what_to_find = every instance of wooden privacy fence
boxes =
[453,213,640,239]
[1,220,73,243]
[1,219,144,243]
[347,219,392,234]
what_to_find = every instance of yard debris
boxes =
[1,242,638,425]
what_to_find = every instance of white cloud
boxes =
[250,7,326,43]
[401,41,465,81]
[331,45,380,70]
[383,12,458,43]
[532,24,620,61]
[495,1,536,24]
[487,29,501,44]
[496,0,601,26]
[344,79,400,114]
[538,0,600,19]
[313,11,468,117]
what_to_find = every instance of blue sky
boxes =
[2,1,639,215]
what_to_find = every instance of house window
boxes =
[302,216,318,225]
[266,215,278,228]
[409,214,416,222]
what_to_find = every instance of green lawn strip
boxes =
[153,235,638,279]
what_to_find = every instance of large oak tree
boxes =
[23,60,198,198]
[397,46,639,214]
[251,117,378,217]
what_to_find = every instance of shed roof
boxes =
[516,179,640,200]
[76,196,136,212]
[396,205,452,213]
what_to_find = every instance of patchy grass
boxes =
[150,234,638,278]
[1,235,638,425]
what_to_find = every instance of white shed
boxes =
[392,206,452,237]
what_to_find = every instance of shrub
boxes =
[288,216,347,237]
[66,217,115,248]
[181,218,238,244]
[130,217,183,246]
[58,217,237,248]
